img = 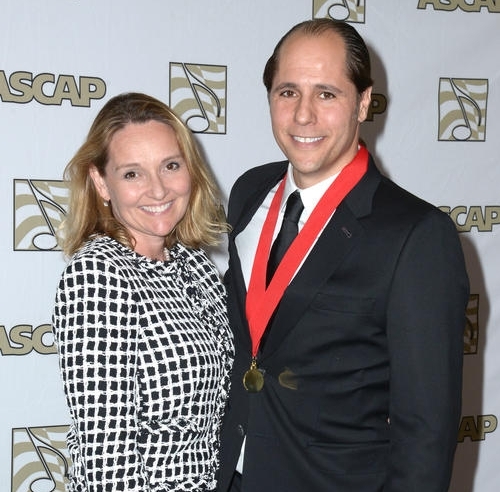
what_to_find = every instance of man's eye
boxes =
[124,171,138,179]
[280,90,296,98]
[320,92,335,100]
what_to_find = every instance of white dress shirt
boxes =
[234,164,339,473]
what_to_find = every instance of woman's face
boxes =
[90,120,191,257]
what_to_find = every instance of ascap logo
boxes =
[0,70,106,107]
[169,62,227,134]
[13,179,68,251]
[11,425,71,492]
[458,415,497,442]
[418,0,500,13]
[313,0,366,22]
[464,294,479,355]
[438,78,488,141]
[366,93,387,121]
[0,324,56,356]
[439,206,500,232]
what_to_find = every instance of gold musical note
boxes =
[26,428,69,492]
[327,0,351,20]
[450,78,482,141]
[181,63,221,133]
[28,180,67,251]
[464,294,479,355]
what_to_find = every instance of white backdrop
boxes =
[1,1,498,490]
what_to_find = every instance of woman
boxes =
[52,92,234,491]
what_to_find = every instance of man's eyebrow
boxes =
[272,82,299,92]
[272,82,342,93]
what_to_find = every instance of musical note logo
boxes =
[313,0,365,23]
[13,179,68,251]
[169,62,227,134]
[464,294,479,355]
[11,425,71,492]
[438,78,488,141]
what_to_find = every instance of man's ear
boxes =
[89,165,110,201]
[357,86,372,123]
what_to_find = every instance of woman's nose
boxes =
[147,174,167,199]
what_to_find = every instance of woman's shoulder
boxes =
[66,236,134,272]
[58,237,138,294]
[71,235,118,259]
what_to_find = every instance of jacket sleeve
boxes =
[52,256,145,491]
[385,209,469,491]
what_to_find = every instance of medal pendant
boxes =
[243,358,264,392]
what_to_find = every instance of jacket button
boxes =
[237,424,245,436]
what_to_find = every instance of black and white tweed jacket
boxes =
[52,236,234,491]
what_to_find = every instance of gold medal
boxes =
[243,358,264,392]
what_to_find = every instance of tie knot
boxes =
[283,190,304,224]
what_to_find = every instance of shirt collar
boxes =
[282,164,340,215]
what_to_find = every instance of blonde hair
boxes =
[60,92,227,256]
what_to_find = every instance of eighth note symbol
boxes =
[450,79,482,141]
[27,428,69,492]
[328,0,350,20]
[29,180,67,251]
[182,64,221,133]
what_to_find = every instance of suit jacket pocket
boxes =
[311,293,375,315]
[307,440,388,475]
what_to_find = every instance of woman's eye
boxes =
[165,161,180,171]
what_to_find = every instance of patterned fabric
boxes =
[52,236,234,492]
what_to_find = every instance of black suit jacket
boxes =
[217,155,470,492]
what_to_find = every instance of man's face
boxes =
[269,31,372,189]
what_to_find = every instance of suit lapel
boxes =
[260,159,382,359]
[230,167,287,236]
[227,163,288,349]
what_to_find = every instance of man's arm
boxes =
[385,210,469,491]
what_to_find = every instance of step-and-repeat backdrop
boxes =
[1,1,498,490]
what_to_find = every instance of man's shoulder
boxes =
[370,174,457,234]
[377,175,437,213]
[233,160,288,189]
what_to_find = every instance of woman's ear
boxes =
[89,165,110,202]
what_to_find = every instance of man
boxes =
[218,19,469,492]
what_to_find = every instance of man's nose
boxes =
[294,95,316,125]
